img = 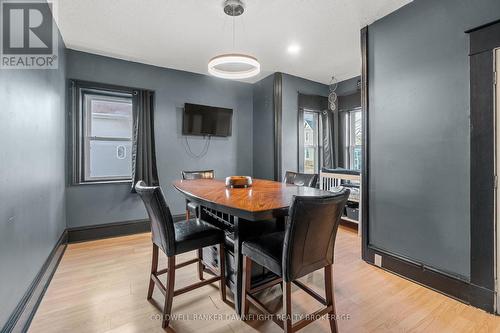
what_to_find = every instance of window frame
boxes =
[70,80,137,185]
[345,107,362,170]
[302,109,322,174]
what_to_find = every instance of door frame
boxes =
[467,20,500,313]
[495,47,500,313]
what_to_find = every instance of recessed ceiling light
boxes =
[287,44,301,55]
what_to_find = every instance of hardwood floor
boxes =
[30,226,499,333]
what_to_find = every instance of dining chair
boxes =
[135,181,226,329]
[181,170,215,281]
[241,189,350,333]
[283,171,318,188]
[181,169,215,220]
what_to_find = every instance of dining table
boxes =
[173,177,335,316]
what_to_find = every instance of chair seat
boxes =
[174,219,225,255]
[242,231,285,277]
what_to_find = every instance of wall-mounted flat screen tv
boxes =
[182,103,233,137]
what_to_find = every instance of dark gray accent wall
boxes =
[65,50,254,227]
[281,73,329,175]
[0,22,67,328]
[338,92,361,112]
[338,75,361,112]
[336,76,360,97]
[367,0,500,278]
[252,74,275,179]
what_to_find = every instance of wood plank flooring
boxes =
[30,226,500,333]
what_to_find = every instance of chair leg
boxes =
[241,256,252,318]
[283,281,292,333]
[147,244,159,300]
[218,243,226,302]
[162,256,176,329]
[197,248,204,281]
[185,199,191,221]
[324,265,338,333]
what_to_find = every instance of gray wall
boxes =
[337,76,360,97]
[252,74,275,179]
[367,0,500,278]
[0,22,67,327]
[281,73,329,175]
[338,75,361,112]
[66,50,254,227]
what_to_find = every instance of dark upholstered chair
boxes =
[283,171,318,188]
[241,189,350,333]
[135,181,226,329]
[181,170,215,219]
[181,170,215,280]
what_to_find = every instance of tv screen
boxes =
[182,103,233,137]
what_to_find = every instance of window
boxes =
[303,111,320,174]
[71,81,135,184]
[345,109,362,170]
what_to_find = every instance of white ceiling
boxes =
[53,0,412,84]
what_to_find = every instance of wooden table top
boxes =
[173,178,334,220]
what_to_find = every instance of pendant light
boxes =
[208,0,260,80]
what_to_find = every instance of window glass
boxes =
[89,140,132,178]
[90,98,133,138]
[82,92,133,181]
[303,111,319,174]
[349,110,362,171]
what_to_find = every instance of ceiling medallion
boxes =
[208,0,260,80]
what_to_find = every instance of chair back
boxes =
[283,171,318,188]
[282,189,350,282]
[135,181,176,256]
[182,170,215,180]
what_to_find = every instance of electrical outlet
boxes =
[374,254,382,267]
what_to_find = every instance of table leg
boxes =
[276,215,286,231]
[233,216,244,317]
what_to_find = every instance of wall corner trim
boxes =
[273,72,283,181]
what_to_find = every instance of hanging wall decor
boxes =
[328,75,338,111]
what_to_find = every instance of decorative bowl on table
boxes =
[225,176,253,188]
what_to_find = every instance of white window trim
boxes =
[82,93,133,182]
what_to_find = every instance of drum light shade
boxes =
[208,54,260,80]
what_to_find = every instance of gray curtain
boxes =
[321,110,334,169]
[131,90,159,192]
